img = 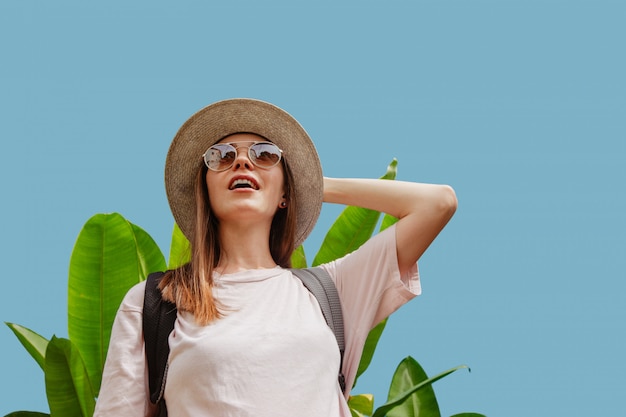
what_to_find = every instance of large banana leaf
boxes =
[372,357,469,417]
[312,159,397,266]
[290,245,308,268]
[353,318,387,388]
[168,223,191,269]
[349,204,401,392]
[314,161,398,389]
[309,160,398,401]
[6,322,49,371]
[44,336,95,417]
[67,213,166,394]
[385,356,440,417]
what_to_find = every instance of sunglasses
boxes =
[203,141,283,172]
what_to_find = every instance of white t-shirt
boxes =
[94,225,420,417]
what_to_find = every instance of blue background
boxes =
[1,1,624,416]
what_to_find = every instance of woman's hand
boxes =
[323,177,457,276]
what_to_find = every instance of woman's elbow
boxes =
[437,184,458,220]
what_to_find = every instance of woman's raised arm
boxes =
[323,177,457,276]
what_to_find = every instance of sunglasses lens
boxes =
[205,144,236,171]
[204,142,282,171]
[250,143,282,168]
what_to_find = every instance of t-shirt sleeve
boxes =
[319,224,421,396]
[94,281,155,417]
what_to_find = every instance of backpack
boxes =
[142,267,346,417]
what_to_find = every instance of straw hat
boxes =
[165,98,323,248]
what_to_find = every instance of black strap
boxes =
[143,272,175,416]
[143,267,346,413]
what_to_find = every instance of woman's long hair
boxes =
[159,159,297,325]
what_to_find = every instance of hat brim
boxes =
[165,98,323,249]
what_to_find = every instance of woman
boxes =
[94,98,457,417]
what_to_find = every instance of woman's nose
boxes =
[232,146,254,170]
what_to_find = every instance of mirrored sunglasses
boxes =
[203,141,283,172]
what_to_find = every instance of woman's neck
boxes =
[215,222,277,274]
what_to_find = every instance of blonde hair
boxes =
[159,160,297,325]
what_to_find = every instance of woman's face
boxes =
[205,133,286,225]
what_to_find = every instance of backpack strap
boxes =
[291,267,346,393]
[143,271,176,415]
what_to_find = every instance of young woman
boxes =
[94,98,457,417]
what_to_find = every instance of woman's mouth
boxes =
[229,178,259,190]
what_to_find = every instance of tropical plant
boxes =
[6,213,166,417]
[5,160,484,417]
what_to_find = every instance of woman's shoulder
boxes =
[118,280,147,313]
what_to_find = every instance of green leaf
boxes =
[4,412,50,416]
[290,245,308,268]
[68,213,166,394]
[348,393,374,416]
[386,356,440,417]
[383,159,398,180]
[45,337,95,417]
[353,318,387,387]
[379,214,398,232]
[131,222,167,279]
[312,205,380,266]
[5,322,49,371]
[372,358,469,417]
[313,159,397,266]
[168,222,191,269]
